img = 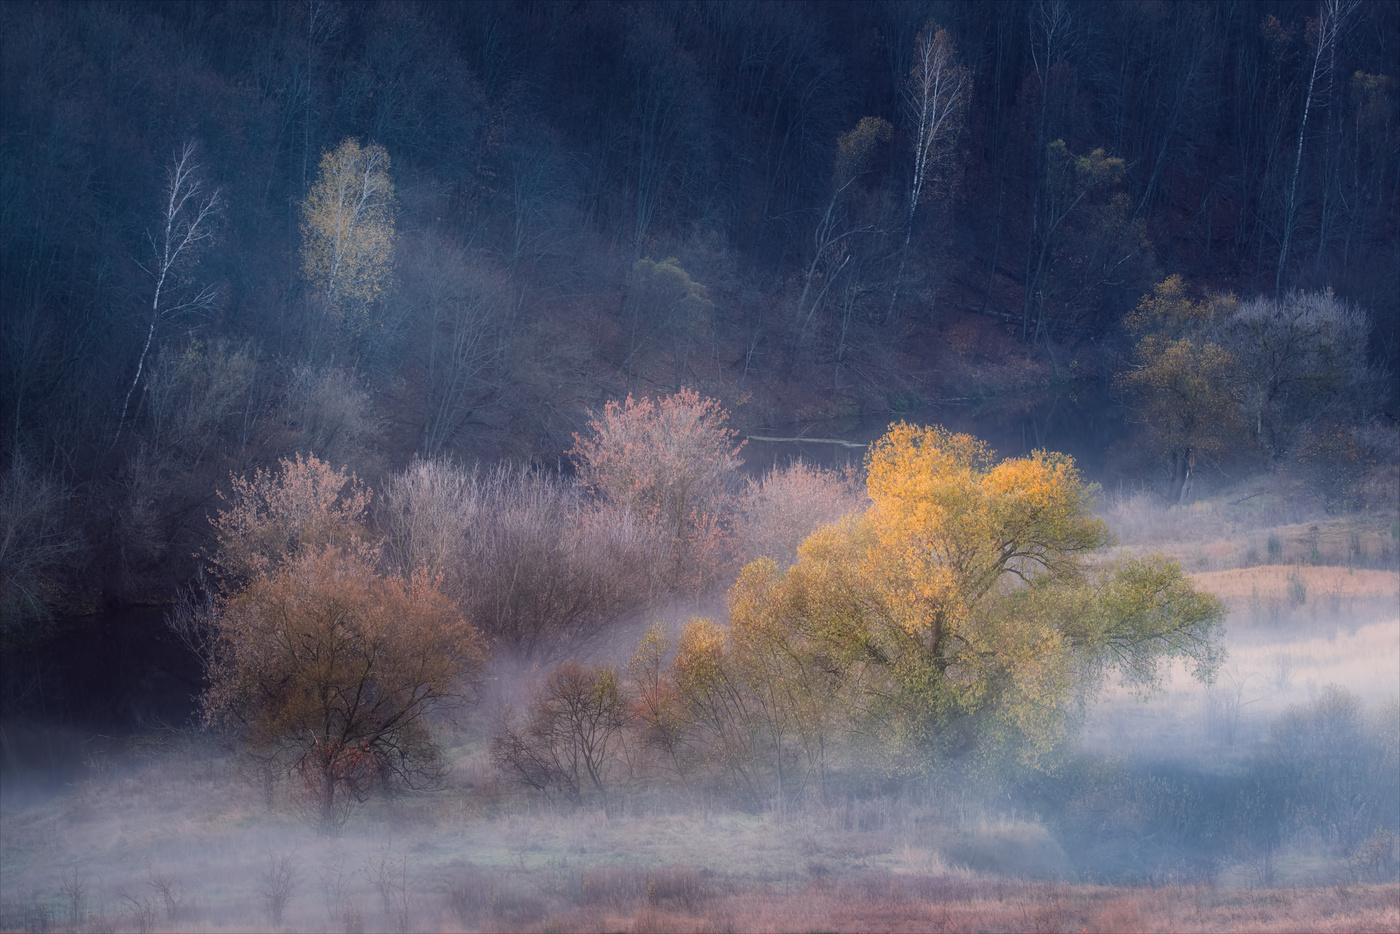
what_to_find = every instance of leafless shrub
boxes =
[646,865,708,910]
[0,452,79,627]
[144,865,185,924]
[492,661,632,816]
[165,578,220,667]
[60,866,85,930]
[317,851,354,929]
[282,364,380,474]
[9,899,52,934]
[381,460,656,662]
[141,339,261,470]
[363,844,412,934]
[734,459,866,568]
[117,888,155,934]
[258,850,301,926]
[1346,827,1398,883]
[578,864,649,906]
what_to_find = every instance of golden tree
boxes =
[1117,276,1247,500]
[300,138,396,324]
[702,424,1225,774]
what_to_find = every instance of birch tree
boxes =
[1275,0,1357,294]
[889,23,969,320]
[113,142,221,448]
[300,138,396,328]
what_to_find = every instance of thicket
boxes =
[489,413,1227,819]
[1116,276,1391,507]
[172,391,1224,834]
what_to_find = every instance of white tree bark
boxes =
[112,141,221,449]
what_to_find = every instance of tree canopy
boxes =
[300,138,397,327]
[700,424,1226,774]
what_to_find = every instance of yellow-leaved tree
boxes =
[1116,275,1246,502]
[680,423,1225,778]
[300,138,396,327]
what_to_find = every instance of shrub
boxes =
[492,660,632,817]
[204,547,486,833]
[572,389,744,596]
[380,460,655,662]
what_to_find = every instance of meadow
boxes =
[2,481,1397,933]
[2,742,1397,933]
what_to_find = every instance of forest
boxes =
[1,1,1398,932]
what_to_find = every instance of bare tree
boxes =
[492,661,632,817]
[1223,291,1376,460]
[113,141,221,449]
[790,117,889,364]
[734,460,866,569]
[396,235,507,456]
[1276,0,1358,294]
[257,850,301,927]
[572,390,745,596]
[379,460,656,663]
[1022,0,1077,341]
[889,23,969,321]
[0,453,78,627]
[209,453,372,584]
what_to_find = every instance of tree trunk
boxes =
[1170,447,1195,505]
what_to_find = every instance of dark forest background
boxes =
[2,0,1397,619]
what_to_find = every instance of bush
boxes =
[380,460,656,662]
[492,661,632,816]
[572,389,744,597]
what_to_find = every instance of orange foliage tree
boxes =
[202,454,485,833]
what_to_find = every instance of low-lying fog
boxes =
[1080,585,1400,759]
[2,528,1397,932]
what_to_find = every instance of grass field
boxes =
[2,483,1397,933]
[2,745,1398,933]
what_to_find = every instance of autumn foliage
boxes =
[203,455,485,833]
[602,423,1227,804]
[299,137,396,322]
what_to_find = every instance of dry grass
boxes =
[3,739,1396,934]
[1102,488,1398,573]
[1192,566,1399,603]
[517,877,1397,933]
[1189,565,1400,631]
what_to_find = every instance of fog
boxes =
[3,456,1397,933]
[3,1,1398,929]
